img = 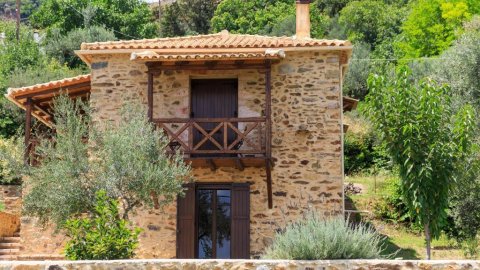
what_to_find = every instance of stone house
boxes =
[4,0,356,260]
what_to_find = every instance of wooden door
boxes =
[190,79,238,153]
[176,183,196,258]
[176,183,250,259]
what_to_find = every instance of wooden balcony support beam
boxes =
[265,60,273,209]
[147,71,154,121]
[265,159,273,209]
[206,159,216,172]
[235,159,244,171]
[24,97,32,165]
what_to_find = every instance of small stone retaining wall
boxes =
[0,212,19,237]
[0,185,21,216]
[0,259,478,270]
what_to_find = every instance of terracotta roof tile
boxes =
[7,74,91,97]
[130,50,286,61]
[80,30,351,51]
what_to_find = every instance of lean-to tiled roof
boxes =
[7,74,91,97]
[6,74,91,126]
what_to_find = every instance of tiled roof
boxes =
[7,74,91,97]
[6,74,91,127]
[130,49,286,61]
[80,30,351,51]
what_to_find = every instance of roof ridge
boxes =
[81,32,225,49]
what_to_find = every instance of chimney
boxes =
[296,0,311,39]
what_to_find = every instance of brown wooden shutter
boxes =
[231,183,250,259]
[176,183,195,258]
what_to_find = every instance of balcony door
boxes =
[177,183,250,259]
[190,79,238,153]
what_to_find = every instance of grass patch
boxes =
[346,173,463,260]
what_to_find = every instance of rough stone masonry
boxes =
[1,259,479,270]
[19,50,345,259]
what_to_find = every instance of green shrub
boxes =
[344,110,390,175]
[263,214,385,259]
[373,176,423,232]
[0,137,23,185]
[64,190,141,260]
[461,236,480,259]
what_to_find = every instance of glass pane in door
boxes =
[216,190,231,259]
[197,190,213,259]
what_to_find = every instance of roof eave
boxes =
[75,45,353,65]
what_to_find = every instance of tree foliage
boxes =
[22,96,192,227]
[339,0,405,49]
[22,96,93,226]
[0,137,23,184]
[64,190,141,260]
[0,21,44,138]
[431,16,480,110]
[365,67,477,259]
[316,0,352,17]
[45,26,116,68]
[30,0,157,39]
[398,0,478,57]
[210,0,330,38]
[0,0,43,19]
[92,101,191,219]
[160,0,220,37]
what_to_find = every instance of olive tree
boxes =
[365,67,476,259]
[20,96,191,227]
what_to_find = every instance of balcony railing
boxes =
[154,117,266,156]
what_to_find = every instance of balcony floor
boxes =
[184,156,267,170]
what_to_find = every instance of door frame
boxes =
[194,182,233,259]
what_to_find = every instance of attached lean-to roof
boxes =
[6,74,91,126]
[76,30,352,65]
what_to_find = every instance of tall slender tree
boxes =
[365,67,476,259]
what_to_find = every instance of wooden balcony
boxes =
[154,117,269,169]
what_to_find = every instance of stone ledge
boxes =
[0,259,479,270]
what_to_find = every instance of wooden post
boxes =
[266,160,273,209]
[24,97,32,164]
[265,60,273,209]
[147,71,154,121]
[265,60,272,159]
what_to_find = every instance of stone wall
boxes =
[0,212,19,237]
[0,185,21,237]
[0,185,21,216]
[19,50,344,258]
[1,259,479,270]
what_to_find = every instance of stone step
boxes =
[17,254,64,261]
[0,249,20,255]
[0,242,21,249]
[0,237,20,243]
[0,255,17,261]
